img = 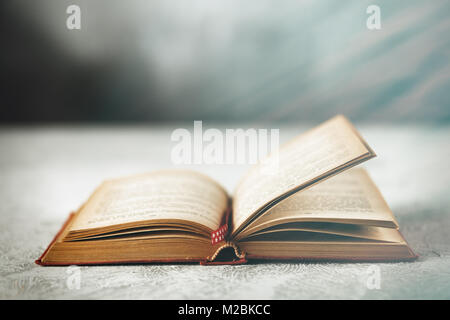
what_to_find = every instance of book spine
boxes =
[202,206,247,265]
[201,241,247,265]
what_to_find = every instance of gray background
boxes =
[1,0,449,123]
[1,0,449,299]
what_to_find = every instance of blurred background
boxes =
[1,3,450,300]
[1,0,449,124]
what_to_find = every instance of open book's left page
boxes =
[37,170,230,265]
[67,170,229,240]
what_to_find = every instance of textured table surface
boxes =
[0,123,449,299]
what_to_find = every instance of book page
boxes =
[232,115,375,236]
[238,168,398,238]
[245,223,403,243]
[69,170,229,232]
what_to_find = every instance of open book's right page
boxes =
[235,168,399,241]
[232,115,376,237]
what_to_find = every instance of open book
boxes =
[36,115,416,265]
